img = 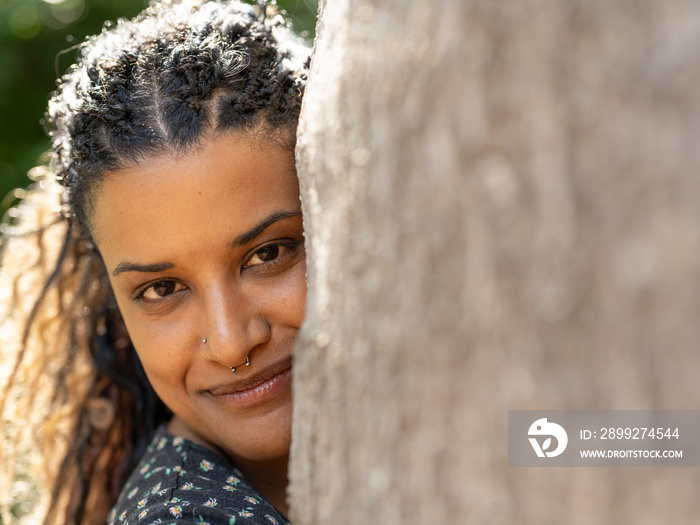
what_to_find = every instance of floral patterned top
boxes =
[108,425,291,525]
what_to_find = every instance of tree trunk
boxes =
[291,1,700,523]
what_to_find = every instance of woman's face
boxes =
[89,132,305,464]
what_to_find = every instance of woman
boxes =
[0,1,309,523]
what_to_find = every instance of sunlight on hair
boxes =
[0,175,82,524]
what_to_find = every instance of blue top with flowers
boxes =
[108,425,290,525]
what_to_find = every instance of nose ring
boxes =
[230,355,251,373]
[201,338,250,372]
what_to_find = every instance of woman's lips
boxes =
[207,362,292,410]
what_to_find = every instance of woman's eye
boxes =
[254,245,280,263]
[244,241,301,270]
[138,280,185,302]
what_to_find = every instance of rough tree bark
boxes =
[291,1,700,523]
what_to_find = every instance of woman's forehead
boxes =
[88,133,300,266]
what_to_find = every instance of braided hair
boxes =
[0,2,309,523]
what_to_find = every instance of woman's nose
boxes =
[200,286,271,368]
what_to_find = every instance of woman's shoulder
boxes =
[108,426,290,525]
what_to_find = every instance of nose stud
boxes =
[202,338,207,344]
[230,355,251,373]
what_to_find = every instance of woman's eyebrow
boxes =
[229,210,302,249]
[112,261,175,276]
[111,211,301,276]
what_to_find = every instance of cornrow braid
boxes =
[0,2,309,524]
[47,0,308,235]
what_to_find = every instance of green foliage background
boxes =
[0,0,317,202]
